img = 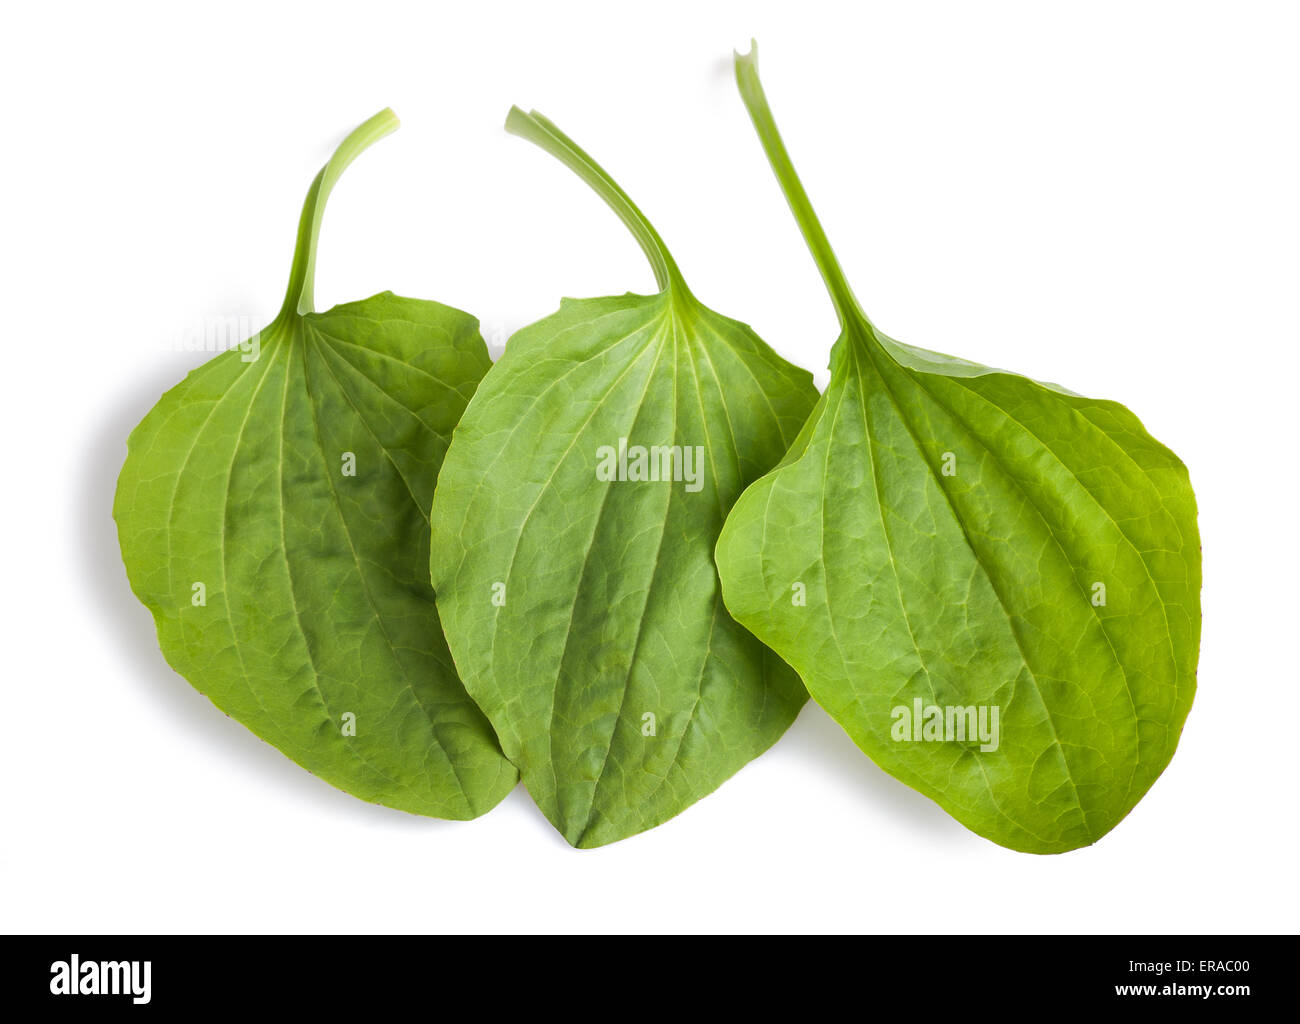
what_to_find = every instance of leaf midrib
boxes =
[856,338,1101,841]
[301,334,478,815]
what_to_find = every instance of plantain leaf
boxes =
[716,46,1201,853]
[429,108,819,847]
[114,110,517,818]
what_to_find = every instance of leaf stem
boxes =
[278,108,400,321]
[734,43,866,330]
[505,106,689,298]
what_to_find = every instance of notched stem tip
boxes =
[733,44,869,333]
[505,105,690,300]
[278,108,401,323]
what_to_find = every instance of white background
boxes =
[2,1,1296,934]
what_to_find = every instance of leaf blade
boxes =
[115,114,517,818]
[717,48,1200,853]
[431,116,818,845]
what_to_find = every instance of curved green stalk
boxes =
[505,106,691,300]
[277,108,400,322]
[734,43,867,331]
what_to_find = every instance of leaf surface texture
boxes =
[715,48,1201,853]
[430,110,819,847]
[115,111,516,818]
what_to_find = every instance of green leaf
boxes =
[114,110,517,819]
[429,108,819,847]
[716,46,1201,853]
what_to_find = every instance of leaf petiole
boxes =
[278,107,401,322]
[734,43,867,332]
[505,106,690,300]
